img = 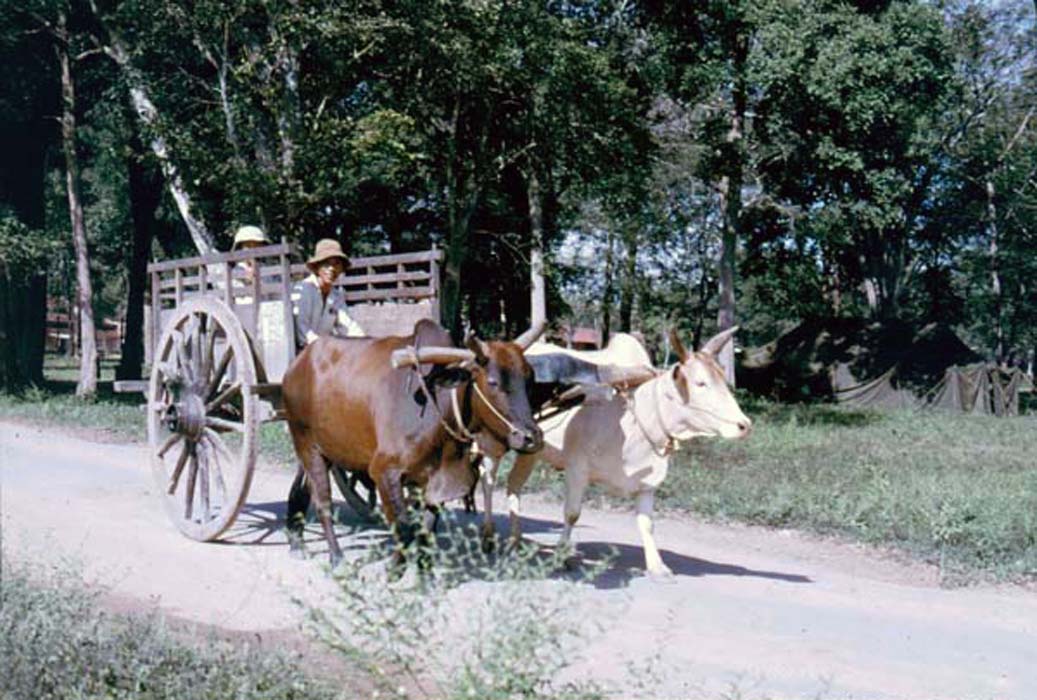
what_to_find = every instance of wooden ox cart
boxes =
[117,241,442,541]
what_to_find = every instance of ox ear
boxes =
[669,329,689,363]
[464,331,490,366]
[700,325,739,358]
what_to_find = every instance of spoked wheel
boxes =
[330,465,380,521]
[148,299,259,541]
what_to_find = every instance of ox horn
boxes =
[597,364,658,388]
[390,346,476,369]
[514,317,546,351]
[700,325,739,358]
[669,329,689,363]
[464,331,490,365]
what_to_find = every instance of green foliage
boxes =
[0,553,340,700]
[0,215,55,272]
[305,517,610,700]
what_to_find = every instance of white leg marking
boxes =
[636,489,672,577]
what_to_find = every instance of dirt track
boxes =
[2,420,1036,699]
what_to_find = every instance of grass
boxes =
[0,552,342,700]
[661,399,1037,583]
[0,355,144,441]
[0,354,297,464]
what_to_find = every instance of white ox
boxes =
[474,327,751,577]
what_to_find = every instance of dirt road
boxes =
[2,421,1035,699]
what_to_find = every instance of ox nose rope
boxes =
[469,381,526,439]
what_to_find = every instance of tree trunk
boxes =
[619,229,637,333]
[118,128,161,380]
[715,30,748,386]
[92,8,216,255]
[601,228,615,345]
[987,178,1003,362]
[442,185,477,340]
[524,169,546,341]
[58,13,97,399]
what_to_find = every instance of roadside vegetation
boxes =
[0,553,340,700]
[305,516,612,700]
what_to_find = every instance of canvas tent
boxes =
[926,364,1033,416]
[737,318,1031,413]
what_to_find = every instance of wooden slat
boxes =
[223,262,233,308]
[348,249,443,267]
[113,379,149,394]
[150,271,160,362]
[344,286,435,303]
[429,245,440,322]
[280,248,296,366]
[342,271,428,286]
[174,268,184,305]
[147,242,294,273]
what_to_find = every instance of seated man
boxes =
[294,238,364,348]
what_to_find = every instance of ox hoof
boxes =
[289,545,307,561]
[480,532,497,555]
[563,554,583,572]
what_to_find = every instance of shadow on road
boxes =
[571,540,813,589]
[211,498,813,589]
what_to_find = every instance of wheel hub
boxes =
[168,393,206,440]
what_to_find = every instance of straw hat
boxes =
[231,225,269,250]
[306,238,350,271]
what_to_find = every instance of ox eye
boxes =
[696,380,707,388]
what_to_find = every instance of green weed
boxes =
[0,552,340,700]
[304,515,612,700]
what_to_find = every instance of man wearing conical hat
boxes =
[293,238,364,347]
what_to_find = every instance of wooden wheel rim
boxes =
[148,298,258,541]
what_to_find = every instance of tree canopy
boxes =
[2,0,1036,390]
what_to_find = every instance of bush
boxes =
[0,552,340,700]
[303,514,612,700]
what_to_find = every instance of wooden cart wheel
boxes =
[330,465,380,521]
[148,298,259,541]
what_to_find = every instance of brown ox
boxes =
[280,320,544,565]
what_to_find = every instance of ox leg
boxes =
[369,454,414,572]
[286,463,311,558]
[302,448,342,567]
[559,465,589,566]
[478,454,498,553]
[462,456,479,513]
[636,489,672,578]
[505,452,538,548]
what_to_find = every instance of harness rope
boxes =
[409,362,523,445]
[628,372,680,458]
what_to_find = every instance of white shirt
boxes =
[293,274,364,347]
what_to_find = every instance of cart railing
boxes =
[144,242,444,371]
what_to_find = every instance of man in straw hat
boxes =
[231,224,269,284]
[293,238,363,347]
